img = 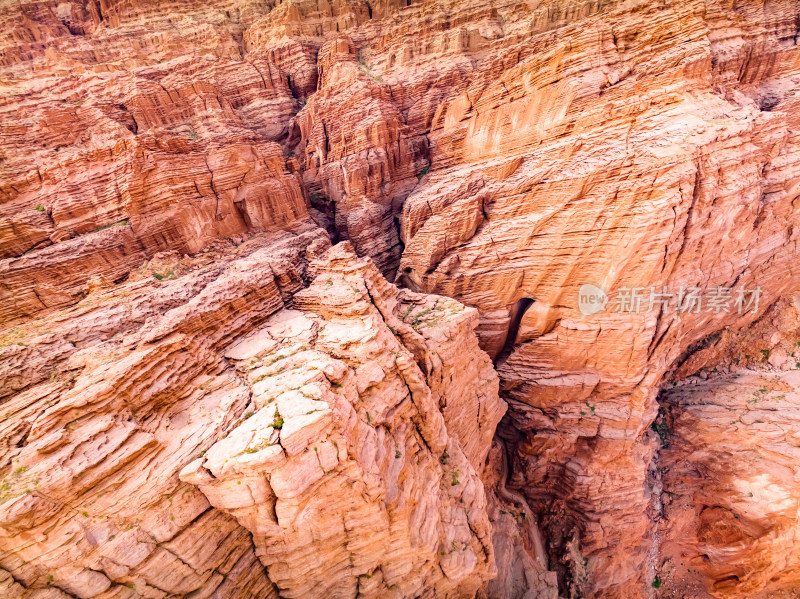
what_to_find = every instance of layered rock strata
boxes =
[0,237,505,598]
[656,367,800,599]
[181,242,505,597]
[390,1,800,595]
[2,0,800,597]
[0,0,310,326]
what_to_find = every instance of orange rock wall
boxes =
[2,0,800,598]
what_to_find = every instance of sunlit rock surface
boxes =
[0,238,505,597]
[657,368,800,599]
[2,0,800,597]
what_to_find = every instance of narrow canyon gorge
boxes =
[1,0,800,597]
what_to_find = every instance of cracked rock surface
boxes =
[181,242,506,597]
[3,0,800,597]
[0,237,506,598]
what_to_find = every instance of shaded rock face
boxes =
[388,2,800,598]
[3,0,800,598]
[656,368,800,599]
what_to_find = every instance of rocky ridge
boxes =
[0,236,509,598]
[2,0,800,597]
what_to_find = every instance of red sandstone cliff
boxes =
[1,0,800,598]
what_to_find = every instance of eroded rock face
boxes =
[657,368,800,598]
[388,1,800,596]
[0,228,325,598]
[181,242,505,596]
[3,0,800,597]
[0,238,505,597]
[0,0,309,326]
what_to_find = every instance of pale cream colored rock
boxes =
[182,243,506,597]
[0,234,502,598]
[0,230,326,598]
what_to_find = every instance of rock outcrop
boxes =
[0,238,505,597]
[390,1,800,596]
[0,0,308,326]
[3,0,800,597]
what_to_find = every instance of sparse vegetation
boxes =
[95,219,129,232]
[153,269,176,281]
[357,48,384,82]
[650,407,669,448]
[416,165,430,181]
[34,204,45,212]
[272,409,284,430]
[410,307,433,329]
[748,387,770,405]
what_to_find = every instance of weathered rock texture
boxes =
[0,0,310,326]
[655,366,800,599]
[0,238,505,598]
[181,242,506,597]
[388,1,800,597]
[3,0,800,597]
[646,296,800,599]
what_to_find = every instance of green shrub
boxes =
[451,470,460,486]
[272,409,283,430]
[652,576,661,589]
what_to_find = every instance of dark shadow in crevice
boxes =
[495,297,535,366]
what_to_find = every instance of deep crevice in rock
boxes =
[495,297,535,366]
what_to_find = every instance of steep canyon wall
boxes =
[2,0,800,598]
